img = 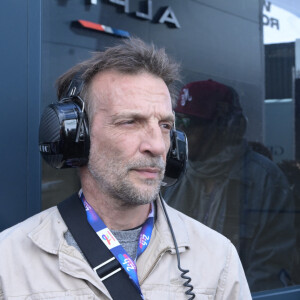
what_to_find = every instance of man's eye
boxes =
[121,120,135,125]
[161,123,172,130]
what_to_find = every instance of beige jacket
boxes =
[0,199,251,300]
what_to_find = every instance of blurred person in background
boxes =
[163,79,296,292]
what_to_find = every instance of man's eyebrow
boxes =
[110,112,145,121]
[162,114,175,123]
[111,112,175,122]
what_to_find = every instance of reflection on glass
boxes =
[41,161,81,210]
[163,79,296,292]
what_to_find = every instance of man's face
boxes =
[87,70,174,206]
[176,113,217,161]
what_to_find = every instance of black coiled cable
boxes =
[159,193,196,300]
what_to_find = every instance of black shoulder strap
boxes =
[57,194,142,300]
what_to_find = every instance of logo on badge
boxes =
[139,233,150,248]
[97,228,120,249]
[119,254,136,272]
[83,201,90,211]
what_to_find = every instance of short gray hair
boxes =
[56,38,181,119]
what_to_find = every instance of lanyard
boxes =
[79,190,154,298]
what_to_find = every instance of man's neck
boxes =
[80,167,151,231]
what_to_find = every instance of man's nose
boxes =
[139,125,167,157]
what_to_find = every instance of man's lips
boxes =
[131,167,162,179]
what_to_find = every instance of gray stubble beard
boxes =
[87,156,165,206]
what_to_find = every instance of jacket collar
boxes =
[155,197,190,251]
[137,197,190,284]
[28,207,66,255]
[28,207,112,299]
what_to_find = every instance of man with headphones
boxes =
[0,39,251,299]
[163,80,296,292]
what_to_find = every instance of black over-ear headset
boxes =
[215,86,248,144]
[39,73,188,187]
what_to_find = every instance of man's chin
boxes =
[125,182,160,205]
[106,175,163,206]
[137,179,162,193]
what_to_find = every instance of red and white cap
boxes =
[175,79,241,120]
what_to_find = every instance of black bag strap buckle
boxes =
[94,257,122,281]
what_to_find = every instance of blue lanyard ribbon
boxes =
[79,190,154,298]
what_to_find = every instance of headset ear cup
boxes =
[39,100,90,168]
[226,112,247,144]
[239,114,248,137]
[163,129,188,187]
[220,86,247,143]
[39,105,64,168]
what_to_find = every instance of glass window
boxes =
[40,0,300,295]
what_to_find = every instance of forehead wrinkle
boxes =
[89,71,172,118]
[113,72,170,100]
[121,85,169,103]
